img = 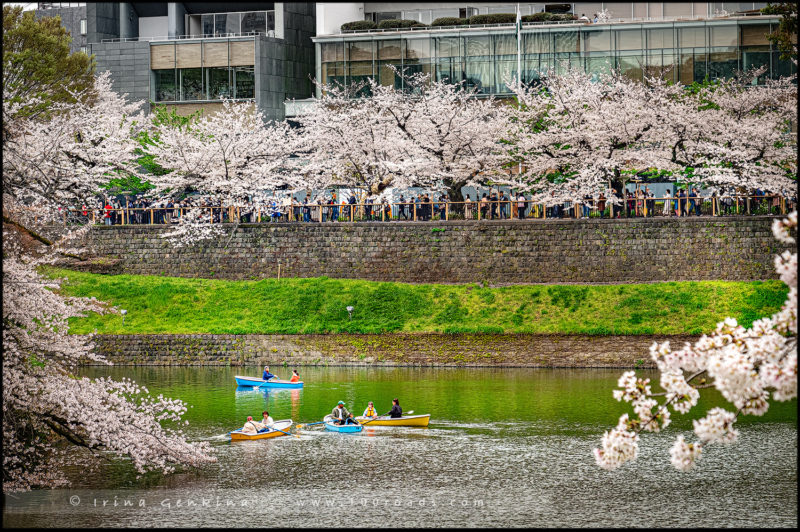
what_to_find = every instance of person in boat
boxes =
[262,366,277,381]
[261,411,274,429]
[385,398,402,418]
[289,370,300,383]
[331,400,357,425]
[242,416,261,435]
[363,401,378,418]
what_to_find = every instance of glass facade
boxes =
[200,10,275,36]
[153,67,255,102]
[317,18,795,94]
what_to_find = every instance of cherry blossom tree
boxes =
[503,67,679,206]
[504,66,797,206]
[294,78,429,198]
[3,72,144,221]
[594,211,796,471]
[664,68,797,196]
[302,71,511,202]
[3,74,216,492]
[145,99,301,244]
[375,70,512,201]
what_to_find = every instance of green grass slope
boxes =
[46,268,789,336]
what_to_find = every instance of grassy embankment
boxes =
[45,268,789,336]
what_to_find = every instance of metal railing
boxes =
[55,195,794,226]
[334,12,772,36]
[99,30,273,43]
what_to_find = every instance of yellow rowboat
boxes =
[355,414,430,427]
[230,419,293,441]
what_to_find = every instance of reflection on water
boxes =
[3,366,796,527]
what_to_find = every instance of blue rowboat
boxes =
[323,415,363,433]
[234,375,304,389]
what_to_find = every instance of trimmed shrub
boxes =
[341,20,377,31]
[377,19,428,29]
[467,13,517,25]
[522,13,553,22]
[430,17,468,27]
[522,13,578,22]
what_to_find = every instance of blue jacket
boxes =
[263,370,276,380]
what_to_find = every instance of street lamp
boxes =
[346,306,354,320]
[121,309,127,326]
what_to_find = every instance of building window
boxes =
[180,68,203,101]
[206,67,231,99]
[200,10,273,37]
[233,67,255,99]
[376,12,401,23]
[241,11,266,34]
[80,46,87,55]
[153,69,177,102]
[80,19,87,35]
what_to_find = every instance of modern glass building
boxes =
[313,3,795,96]
[33,2,316,120]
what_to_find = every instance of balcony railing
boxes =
[333,11,770,36]
[99,31,273,43]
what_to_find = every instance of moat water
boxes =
[4,366,797,528]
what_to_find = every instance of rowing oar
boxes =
[295,420,326,429]
[266,425,300,439]
[257,377,277,388]
[360,410,414,425]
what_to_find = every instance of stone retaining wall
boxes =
[89,333,701,368]
[80,217,793,284]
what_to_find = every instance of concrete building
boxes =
[35,2,316,120]
[34,2,794,119]
[312,2,795,98]
[35,2,88,55]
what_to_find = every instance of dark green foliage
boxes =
[340,20,377,31]
[435,299,469,324]
[761,2,797,61]
[376,19,428,29]
[522,13,554,22]
[430,17,468,26]
[547,286,588,312]
[468,13,517,25]
[525,13,577,22]
[3,5,95,120]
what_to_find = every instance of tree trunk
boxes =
[445,179,469,203]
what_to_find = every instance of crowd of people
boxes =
[73,187,794,226]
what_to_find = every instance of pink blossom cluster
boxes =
[3,75,217,492]
[505,67,796,206]
[596,211,797,472]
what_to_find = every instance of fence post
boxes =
[445,202,449,221]
[781,196,786,215]
[350,204,353,222]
